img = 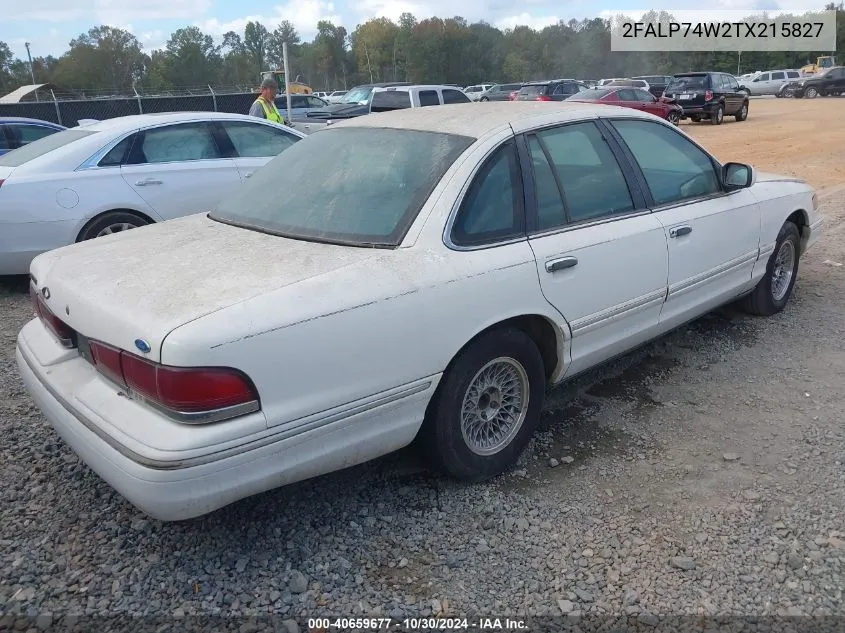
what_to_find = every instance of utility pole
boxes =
[24,42,36,84]
[25,42,39,102]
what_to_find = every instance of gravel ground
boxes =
[0,194,843,630]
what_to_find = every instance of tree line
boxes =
[1,3,843,96]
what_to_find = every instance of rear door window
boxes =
[419,90,440,107]
[771,72,785,80]
[0,126,9,152]
[9,124,60,148]
[128,122,222,164]
[370,90,412,112]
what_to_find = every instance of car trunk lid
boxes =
[28,213,382,363]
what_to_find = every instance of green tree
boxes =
[162,26,221,88]
[53,26,146,92]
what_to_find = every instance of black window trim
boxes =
[518,119,649,239]
[444,137,528,251]
[598,116,735,213]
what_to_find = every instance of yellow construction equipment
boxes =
[800,56,836,75]
[260,70,312,94]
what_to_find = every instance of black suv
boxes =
[781,66,845,98]
[516,79,589,102]
[663,72,749,125]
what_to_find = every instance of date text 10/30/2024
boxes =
[307,617,528,630]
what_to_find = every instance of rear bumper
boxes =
[16,320,437,521]
[679,103,718,117]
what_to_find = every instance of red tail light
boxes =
[536,95,552,101]
[30,284,73,348]
[509,91,519,101]
[705,90,714,101]
[0,179,5,188]
[88,340,260,421]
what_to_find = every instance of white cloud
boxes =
[3,0,211,23]
[495,13,561,30]
[197,1,343,41]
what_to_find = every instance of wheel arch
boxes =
[442,313,567,386]
[75,208,157,242]
[785,208,809,254]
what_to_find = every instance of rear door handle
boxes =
[244,171,254,179]
[545,256,578,273]
[669,225,692,238]
[134,178,162,186]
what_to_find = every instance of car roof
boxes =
[332,101,648,138]
[674,72,711,77]
[0,116,64,127]
[81,111,274,133]
[373,84,464,91]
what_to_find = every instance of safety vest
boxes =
[256,96,285,124]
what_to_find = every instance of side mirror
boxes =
[723,162,755,190]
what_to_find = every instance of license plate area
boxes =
[679,94,692,100]
[76,332,94,366]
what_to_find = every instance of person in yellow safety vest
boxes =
[249,78,288,126]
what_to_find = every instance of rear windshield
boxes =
[667,75,708,91]
[0,129,96,167]
[569,88,615,100]
[520,85,549,96]
[210,127,475,248]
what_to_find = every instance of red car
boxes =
[567,86,682,125]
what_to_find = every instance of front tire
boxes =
[739,221,801,317]
[735,101,748,121]
[422,328,546,481]
[805,87,818,98]
[667,110,680,125]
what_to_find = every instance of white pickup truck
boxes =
[290,84,472,135]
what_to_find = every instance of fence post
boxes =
[133,85,143,114]
[50,88,62,126]
[209,84,217,112]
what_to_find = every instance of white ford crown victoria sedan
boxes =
[17,102,822,521]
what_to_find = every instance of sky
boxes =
[0,0,826,60]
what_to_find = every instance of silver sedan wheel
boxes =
[771,240,796,302]
[460,357,530,456]
[96,222,137,237]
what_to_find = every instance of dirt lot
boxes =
[681,97,845,192]
[0,99,843,628]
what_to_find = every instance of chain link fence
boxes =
[0,86,258,128]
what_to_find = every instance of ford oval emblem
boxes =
[41,287,50,300]
[134,339,151,353]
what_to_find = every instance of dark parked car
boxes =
[478,83,523,101]
[515,79,589,102]
[781,66,845,98]
[0,117,65,156]
[663,72,749,125]
[297,82,412,121]
[632,75,674,98]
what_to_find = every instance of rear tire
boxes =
[710,104,724,125]
[421,328,546,481]
[739,221,801,317]
[77,211,150,242]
